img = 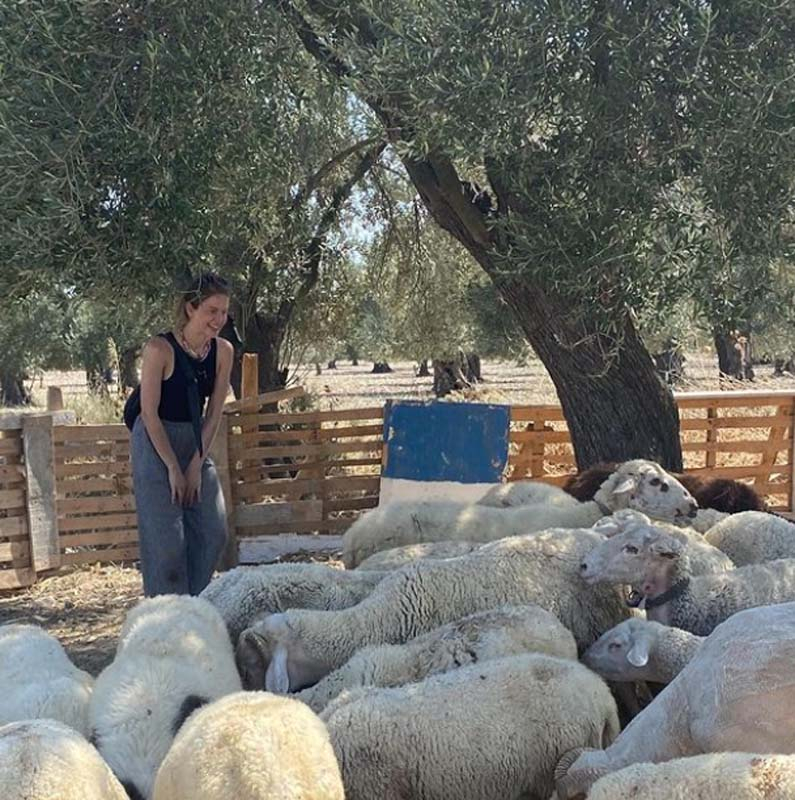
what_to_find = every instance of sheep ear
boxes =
[626,640,650,667]
[265,644,290,694]
[611,476,637,496]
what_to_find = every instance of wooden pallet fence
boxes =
[53,423,139,566]
[0,421,34,590]
[507,391,795,510]
[228,405,384,554]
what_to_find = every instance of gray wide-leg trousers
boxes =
[131,417,227,596]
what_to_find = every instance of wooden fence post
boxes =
[22,414,61,573]
[212,415,237,571]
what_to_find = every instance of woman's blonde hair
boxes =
[174,272,230,332]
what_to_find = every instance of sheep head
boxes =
[254,612,337,694]
[579,525,685,587]
[582,618,659,682]
[595,460,698,524]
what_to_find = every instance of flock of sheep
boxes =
[4,458,795,799]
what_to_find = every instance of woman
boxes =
[131,272,234,596]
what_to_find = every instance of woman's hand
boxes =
[184,456,203,507]
[168,464,188,506]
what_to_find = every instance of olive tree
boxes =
[274,0,795,468]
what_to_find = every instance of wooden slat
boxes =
[683,464,792,480]
[511,406,566,422]
[60,530,138,548]
[324,496,379,512]
[0,439,22,456]
[0,567,35,590]
[223,384,306,414]
[58,496,135,515]
[234,457,382,483]
[0,516,27,538]
[229,406,384,427]
[58,512,138,532]
[57,477,132,495]
[55,443,130,459]
[676,392,795,409]
[53,425,129,443]
[251,475,381,499]
[234,500,324,529]
[510,430,571,444]
[61,547,139,565]
[680,440,792,454]
[679,415,793,431]
[231,423,383,449]
[0,465,25,482]
[56,461,132,478]
[0,541,30,563]
[234,517,353,534]
[234,440,382,462]
[0,489,25,509]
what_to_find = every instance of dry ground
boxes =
[4,353,795,675]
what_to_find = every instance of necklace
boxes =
[179,332,211,361]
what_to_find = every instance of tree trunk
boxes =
[371,362,393,373]
[489,276,683,470]
[433,356,472,396]
[119,348,140,391]
[417,359,430,377]
[315,362,322,375]
[232,312,289,397]
[714,330,754,381]
[327,359,337,369]
[0,368,31,406]
[652,339,686,387]
[466,352,482,382]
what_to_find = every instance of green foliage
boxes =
[289,0,795,337]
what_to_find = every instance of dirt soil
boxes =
[5,354,795,674]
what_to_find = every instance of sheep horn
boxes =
[554,748,607,800]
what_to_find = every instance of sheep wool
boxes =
[152,692,344,800]
[89,594,242,800]
[295,604,577,711]
[555,602,795,799]
[588,753,795,800]
[255,529,629,693]
[356,540,482,571]
[322,653,619,800]
[0,623,93,736]
[0,719,129,800]
[200,562,384,642]
[343,459,699,567]
[705,510,795,566]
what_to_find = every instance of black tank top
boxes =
[157,332,217,422]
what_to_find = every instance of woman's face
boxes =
[186,293,229,337]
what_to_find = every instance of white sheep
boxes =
[282,604,577,711]
[342,459,699,567]
[580,524,795,635]
[199,562,385,642]
[704,510,795,566]
[586,752,795,799]
[476,479,579,508]
[89,594,242,800]
[583,617,704,685]
[582,514,734,583]
[152,691,344,800]
[0,719,129,800]
[356,540,482,571]
[252,528,628,693]
[555,602,795,798]
[322,653,619,800]
[0,623,93,736]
